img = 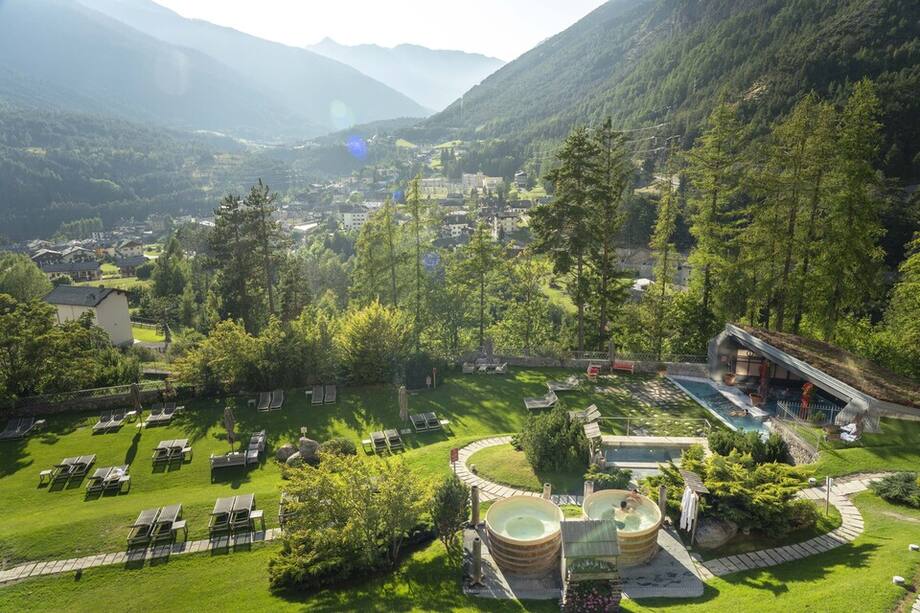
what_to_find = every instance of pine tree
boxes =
[648,143,681,358]
[453,221,503,350]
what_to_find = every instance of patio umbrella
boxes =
[398,385,409,423]
[130,382,141,412]
[758,359,769,401]
[223,406,236,449]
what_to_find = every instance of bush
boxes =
[870,472,920,508]
[519,405,588,472]
[707,430,788,464]
[584,465,632,491]
[318,437,357,457]
[135,261,155,280]
[431,474,470,566]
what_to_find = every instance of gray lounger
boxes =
[384,429,403,451]
[256,392,271,412]
[524,390,558,411]
[128,508,160,545]
[370,431,387,454]
[311,385,324,405]
[323,384,336,404]
[269,389,284,410]
[151,504,183,543]
[424,412,442,430]
[409,414,428,433]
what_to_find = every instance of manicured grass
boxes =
[100,262,119,276]
[76,276,150,290]
[623,492,920,613]
[697,501,842,561]
[3,492,916,612]
[131,325,164,343]
[811,418,920,478]
[468,443,586,494]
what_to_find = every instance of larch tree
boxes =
[453,221,503,350]
[648,143,681,359]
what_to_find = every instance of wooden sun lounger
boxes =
[524,390,558,410]
[583,422,602,440]
[569,404,601,423]
[256,392,271,412]
[409,414,428,433]
[269,389,284,410]
[128,508,160,545]
[311,385,324,405]
[323,384,336,404]
[151,504,182,543]
[548,375,579,392]
[370,431,387,454]
[384,429,403,451]
[424,412,442,430]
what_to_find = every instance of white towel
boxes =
[679,485,693,531]
[686,492,698,532]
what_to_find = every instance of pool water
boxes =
[486,498,562,541]
[670,377,769,434]
[583,491,660,532]
[604,446,683,464]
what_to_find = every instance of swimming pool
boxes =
[604,445,684,464]
[669,376,769,434]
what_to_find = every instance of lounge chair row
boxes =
[0,416,45,441]
[152,439,191,464]
[367,429,403,454]
[40,454,96,485]
[547,374,580,392]
[93,410,127,434]
[310,384,337,405]
[568,404,601,424]
[524,389,558,411]
[127,504,187,546]
[409,412,444,433]
[86,464,131,494]
[209,431,265,477]
[145,403,180,427]
[209,493,263,535]
[462,362,508,375]
[256,390,285,412]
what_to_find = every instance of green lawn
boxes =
[131,325,164,343]
[811,418,920,478]
[3,492,916,612]
[468,443,586,494]
[76,276,150,290]
[100,262,119,276]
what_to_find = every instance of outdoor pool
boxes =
[604,445,684,464]
[669,376,769,434]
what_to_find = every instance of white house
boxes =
[44,286,133,347]
[342,207,370,232]
[116,239,144,258]
[443,212,471,238]
[491,212,520,239]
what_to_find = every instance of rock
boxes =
[909,544,919,551]
[693,517,738,550]
[299,437,320,463]
[285,452,303,467]
[275,443,297,462]
[892,575,905,585]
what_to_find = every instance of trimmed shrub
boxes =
[519,405,588,472]
[707,430,789,464]
[584,465,632,491]
[870,472,920,508]
[318,437,357,457]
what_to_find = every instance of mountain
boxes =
[76,0,428,134]
[0,0,318,141]
[422,0,920,179]
[307,38,504,112]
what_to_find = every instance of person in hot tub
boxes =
[616,496,642,531]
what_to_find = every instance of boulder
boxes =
[693,517,738,550]
[299,437,321,463]
[285,452,303,467]
[275,443,297,462]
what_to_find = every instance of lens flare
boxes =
[346,136,368,161]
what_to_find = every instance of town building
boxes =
[116,239,144,258]
[342,207,371,232]
[114,255,149,276]
[44,285,133,346]
[514,170,529,188]
[491,212,520,240]
[443,212,471,238]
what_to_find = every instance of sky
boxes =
[152,0,609,62]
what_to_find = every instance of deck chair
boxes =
[93,412,114,433]
[145,405,164,427]
[128,508,160,545]
[0,418,20,440]
[524,390,558,411]
[548,375,579,392]
[269,389,284,410]
[370,431,387,454]
[209,497,234,535]
[462,362,476,374]
[108,410,126,431]
[151,504,182,543]
[583,422,602,441]
[569,404,601,423]
[256,392,271,412]
[384,429,403,451]
[494,363,508,375]
[70,455,96,478]
[230,494,255,533]
[424,412,442,431]
[168,439,189,462]
[103,465,130,492]
[409,414,428,433]
[160,403,178,423]
[51,457,76,482]
[85,467,111,494]
[323,384,336,404]
[152,441,172,464]
[311,385,324,405]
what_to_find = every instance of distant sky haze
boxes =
[152,0,609,61]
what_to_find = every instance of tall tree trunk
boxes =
[576,257,585,353]
[791,172,823,335]
[774,149,804,331]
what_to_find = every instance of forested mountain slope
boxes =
[77,0,428,133]
[424,0,920,179]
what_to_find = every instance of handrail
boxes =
[595,416,712,437]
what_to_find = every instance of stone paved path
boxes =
[696,473,888,579]
[455,436,583,505]
[914,593,920,613]
[0,528,281,586]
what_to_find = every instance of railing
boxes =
[487,348,708,364]
[597,416,712,437]
[11,381,164,410]
[614,352,708,364]
[776,399,841,427]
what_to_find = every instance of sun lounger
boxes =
[128,508,160,546]
[86,467,111,493]
[0,417,41,441]
[548,375,580,392]
[161,403,178,423]
[246,430,266,464]
[323,384,336,404]
[104,465,130,492]
[168,439,189,462]
[209,497,234,535]
[93,412,114,433]
[423,412,442,430]
[569,404,601,423]
[583,422,602,440]
[370,431,387,454]
[462,362,476,374]
[256,392,271,412]
[151,504,182,543]
[230,493,255,532]
[153,440,173,464]
[51,457,77,482]
[409,414,428,433]
[70,455,96,478]
[0,418,20,439]
[269,389,284,410]
[524,390,558,410]
[311,385,324,405]
[145,405,164,427]
[384,429,403,451]
[108,410,126,431]
[209,452,247,479]
[494,363,508,375]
